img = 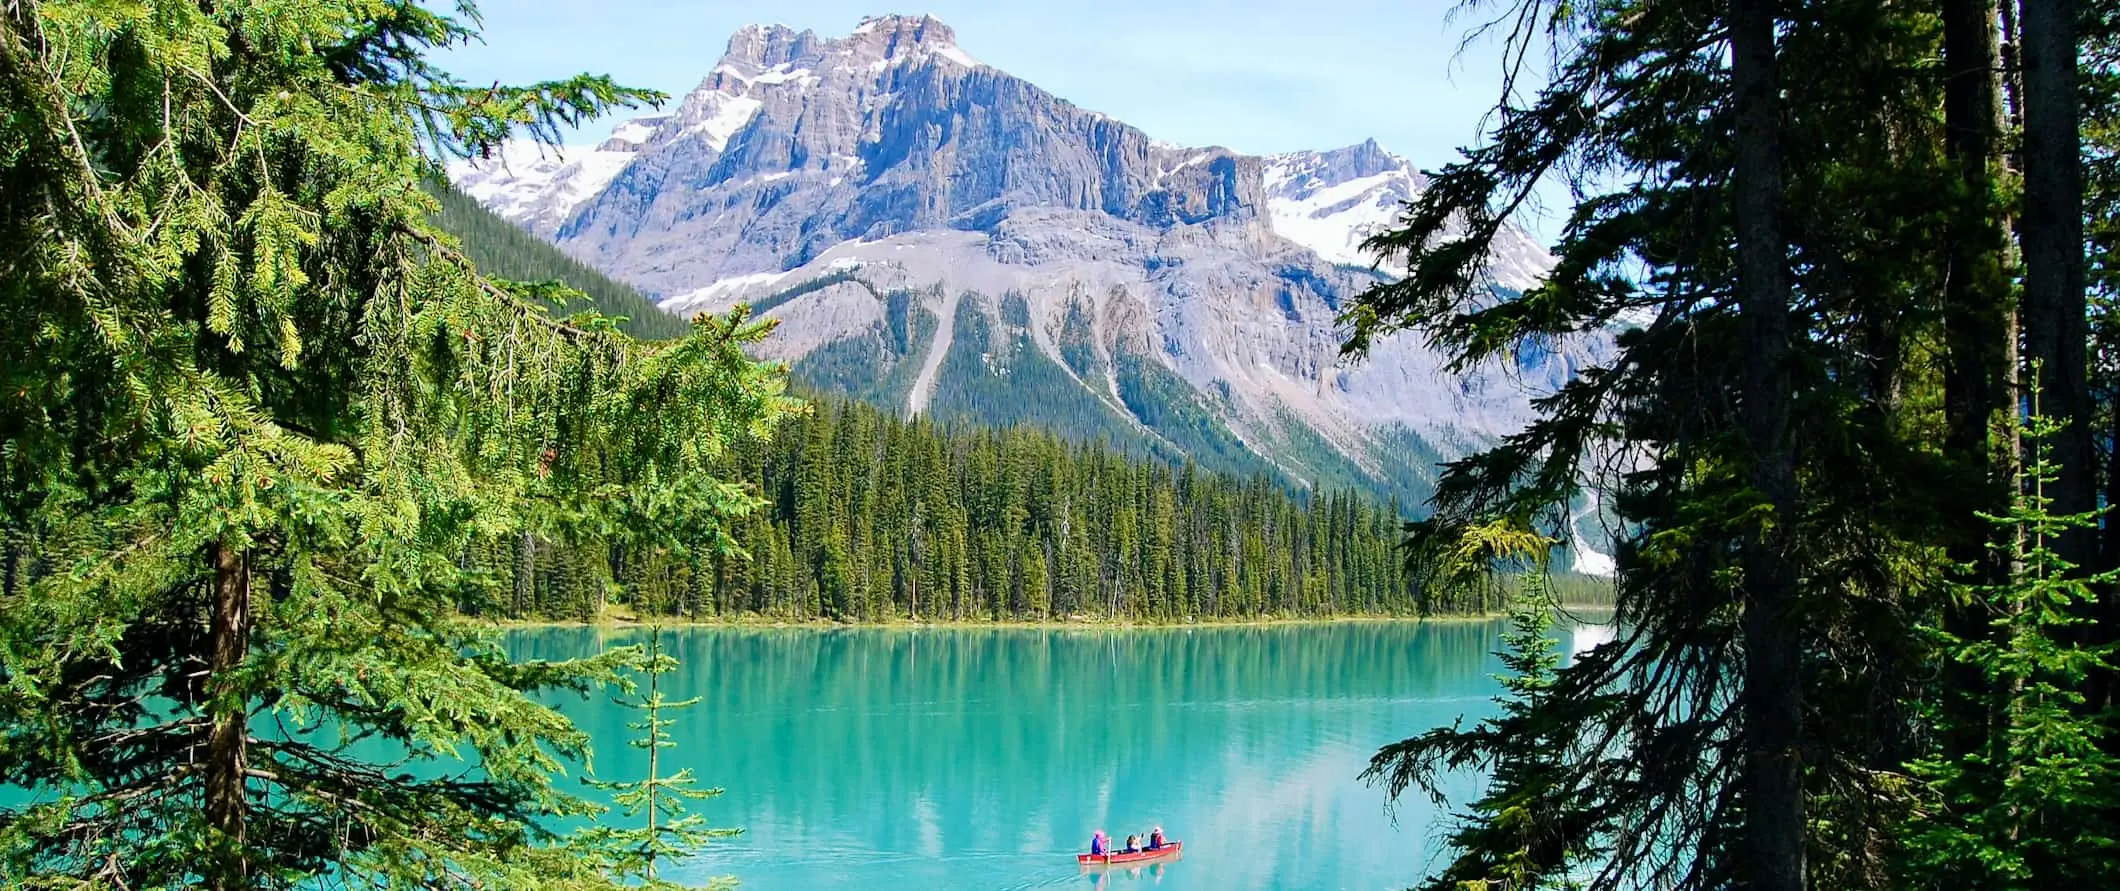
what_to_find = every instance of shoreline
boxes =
[466,605,1616,633]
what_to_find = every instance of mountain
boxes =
[445,14,1610,566]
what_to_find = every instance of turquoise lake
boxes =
[511,618,1616,890]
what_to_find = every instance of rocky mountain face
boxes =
[448,14,1611,568]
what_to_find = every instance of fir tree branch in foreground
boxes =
[0,0,795,887]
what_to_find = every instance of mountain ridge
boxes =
[446,14,1612,569]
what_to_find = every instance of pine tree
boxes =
[1366,521,1590,890]
[1904,382,2120,888]
[1342,0,1964,885]
[577,627,742,888]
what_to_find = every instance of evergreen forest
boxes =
[6,0,2120,887]
[419,175,1584,623]
[426,182,692,340]
[488,396,1495,623]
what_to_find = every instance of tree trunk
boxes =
[2108,392,2120,580]
[1729,1,1806,888]
[205,542,253,891]
[514,531,534,619]
[1940,0,2013,765]
[1943,0,2012,484]
[2019,0,2106,713]
[1999,1,2026,156]
[2018,0,2093,559]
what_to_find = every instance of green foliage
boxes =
[0,0,793,887]
[1056,291,1109,382]
[1902,398,2120,888]
[1366,522,1594,891]
[928,297,1157,450]
[1112,352,1272,479]
[428,182,690,340]
[486,396,1492,623]
[575,628,741,888]
[788,287,937,407]
[1341,0,2036,887]
[1259,408,1451,512]
[747,268,867,319]
[783,283,1452,510]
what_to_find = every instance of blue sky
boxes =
[437,1,1568,239]
[442,1,1527,159]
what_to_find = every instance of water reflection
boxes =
[510,622,1520,890]
[1085,861,1172,886]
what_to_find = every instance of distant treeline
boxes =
[463,396,1608,622]
[426,181,692,340]
[420,180,1611,621]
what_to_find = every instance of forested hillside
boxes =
[0,0,796,883]
[427,182,691,340]
[422,193,1593,619]
[476,396,1571,622]
[432,195,1463,513]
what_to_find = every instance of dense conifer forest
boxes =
[421,180,1609,622]
[428,183,693,340]
[478,396,1521,623]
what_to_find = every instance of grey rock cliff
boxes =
[447,14,1610,570]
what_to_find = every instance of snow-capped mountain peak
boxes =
[1263,140,1553,292]
[446,112,666,238]
[446,15,1596,560]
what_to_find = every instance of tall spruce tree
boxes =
[1353,0,2120,887]
[0,0,793,887]
[1346,0,1965,886]
[1364,521,1591,891]
[1904,382,2120,888]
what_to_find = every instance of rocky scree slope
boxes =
[448,14,1611,566]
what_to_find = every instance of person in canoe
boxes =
[1089,830,1109,856]
[1148,826,1165,850]
[1122,834,1141,854]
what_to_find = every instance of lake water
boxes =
[512,618,1617,891]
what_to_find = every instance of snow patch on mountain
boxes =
[1262,141,1555,293]
[446,113,665,239]
[683,94,764,151]
[1265,170,1407,270]
[445,14,1589,509]
[670,270,795,308]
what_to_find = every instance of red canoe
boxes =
[1077,841,1182,866]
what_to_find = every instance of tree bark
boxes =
[205,542,252,891]
[1943,0,2012,481]
[2018,0,2093,560]
[2108,394,2120,581]
[514,531,534,619]
[1729,1,1806,889]
[2000,0,2026,143]
[2019,0,2108,714]
[1940,0,2014,765]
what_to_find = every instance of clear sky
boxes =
[436,1,1569,240]
[440,1,1527,161]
